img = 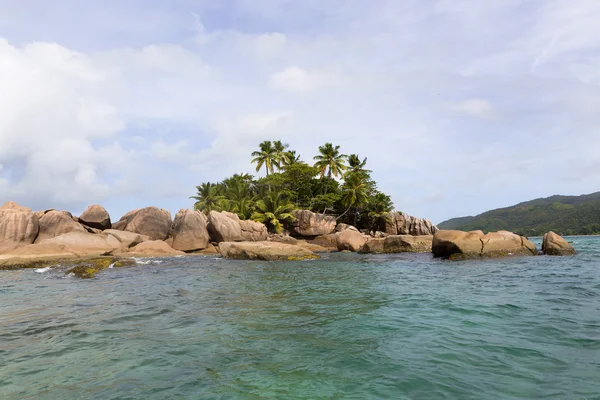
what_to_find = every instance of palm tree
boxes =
[221,174,255,219]
[273,140,290,171]
[313,143,347,179]
[347,154,371,174]
[251,141,277,176]
[337,172,370,225]
[251,190,296,233]
[190,182,224,213]
[281,150,303,167]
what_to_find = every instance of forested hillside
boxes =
[438,192,600,236]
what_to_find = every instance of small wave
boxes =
[34,267,52,273]
[132,258,164,265]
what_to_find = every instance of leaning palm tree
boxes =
[190,182,224,213]
[251,141,277,176]
[313,143,347,179]
[273,140,290,171]
[251,190,296,233]
[338,172,370,225]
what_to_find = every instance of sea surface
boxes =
[1,237,599,399]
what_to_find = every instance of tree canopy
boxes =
[192,141,395,232]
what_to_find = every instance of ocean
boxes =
[1,237,599,399]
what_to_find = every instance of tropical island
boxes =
[191,140,394,233]
[0,141,576,278]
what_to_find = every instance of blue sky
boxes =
[1,0,599,224]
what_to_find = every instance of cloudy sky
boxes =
[1,0,599,224]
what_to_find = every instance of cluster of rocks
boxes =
[0,203,576,275]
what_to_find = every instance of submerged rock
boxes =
[66,257,136,279]
[218,241,319,261]
[432,230,537,259]
[542,231,576,256]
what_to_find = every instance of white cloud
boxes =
[451,99,494,118]
[1,1,600,223]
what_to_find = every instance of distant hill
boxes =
[438,192,600,236]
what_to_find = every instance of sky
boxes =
[1,0,599,224]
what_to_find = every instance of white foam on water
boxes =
[34,266,52,273]
[108,262,117,269]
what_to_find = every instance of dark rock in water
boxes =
[542,231,576,256]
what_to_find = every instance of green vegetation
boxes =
[191,142,394,233]
[438,192,600,236]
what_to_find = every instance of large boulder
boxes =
[79,205,111,230]
[239,219,268,241]
[360,235,433,253]
[432,230,537,259]
[128,240,185,256]
[112,207,172,241]
[291,210,336,237]
[169,209,210,252]
[218,241,319,261]
[480,231,537,257]
[35,210,87,243]
[309,233,338,250]
[385,212,438,236]
[336,229,368,252]
[0,201,40,253]
[542,231,576,256]
[207,211,242,242]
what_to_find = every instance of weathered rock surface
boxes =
[360,235,433,254]
[79,204,111,230]
[239,219,268,242]
[103,229,147,249]
[112,207,172,241]
[169,209,210,252]
[218,241,319,261]
[35,210,86,243]
[336,229,368,252]
[309,234,338,250]
[336,223,353,232]
[129,240,185,256]
[432,230,537,259]
[0,202,40,253]
[542,231,576,256]
[291,210,336,237]
[207,211,242,242]
[385,212,438,236]
[3,231,122,261]
[268,235,331,253]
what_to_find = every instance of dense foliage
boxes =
[191,141,394,232]
[438,192,600,236]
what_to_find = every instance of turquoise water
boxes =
[1,237,599,399]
